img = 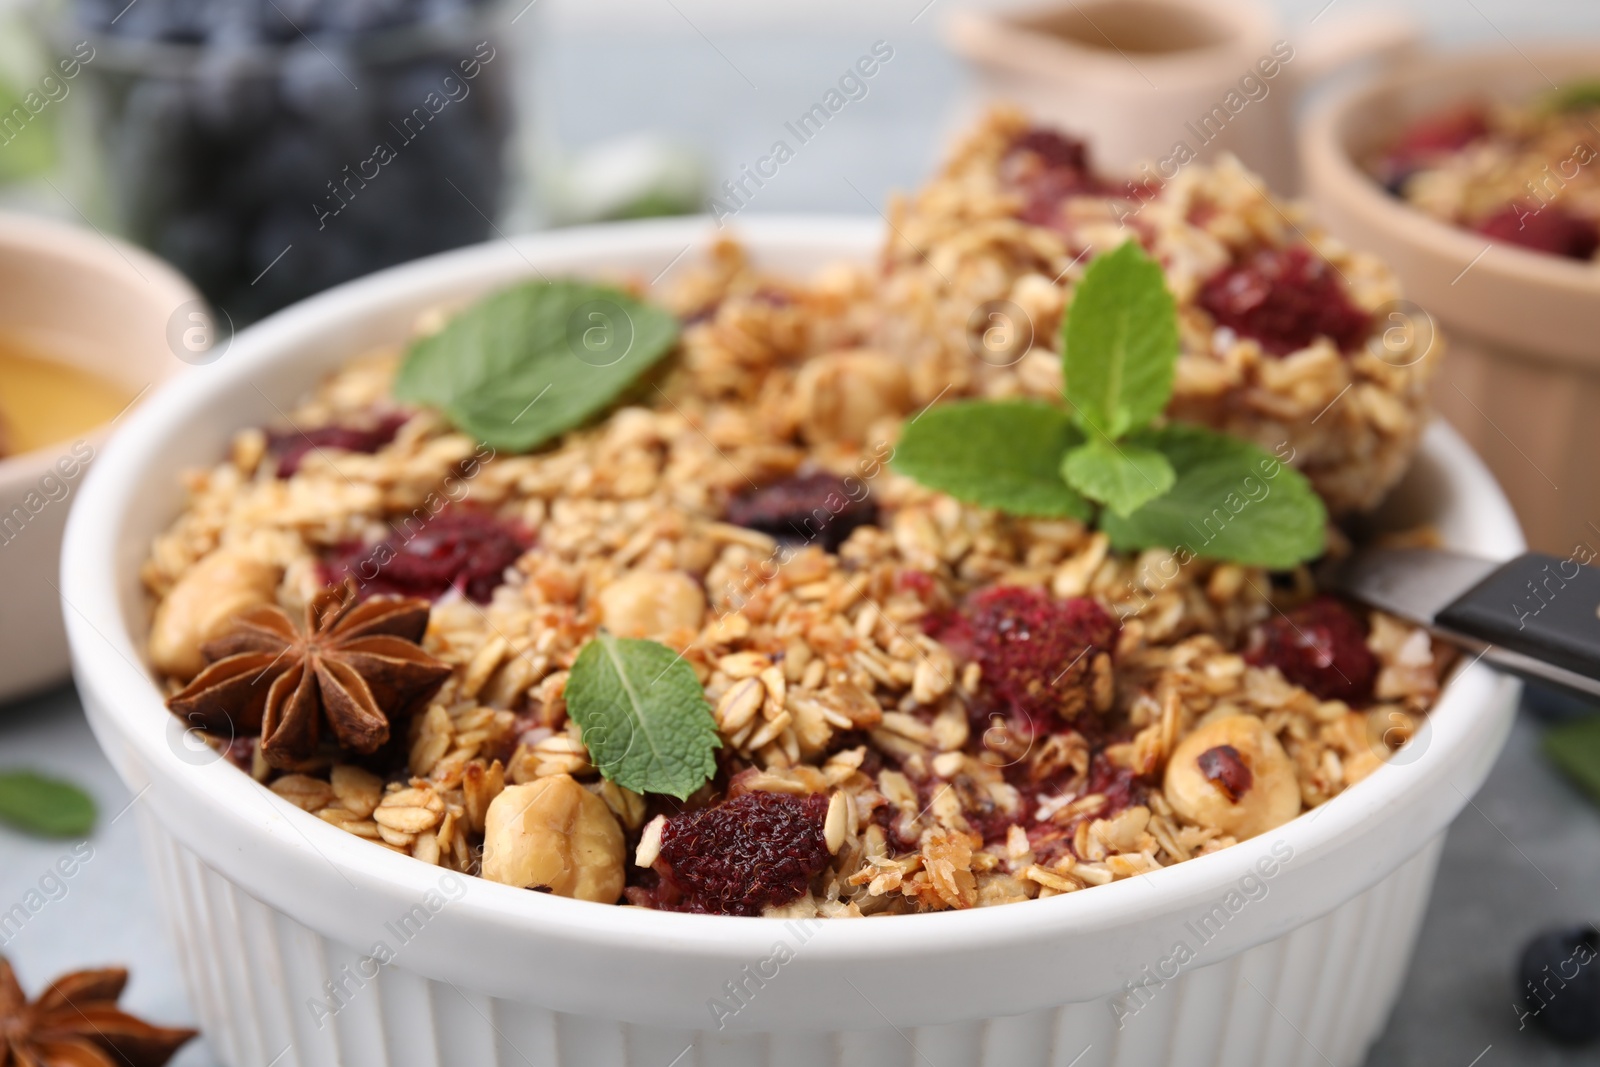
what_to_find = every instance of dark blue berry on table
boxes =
[1518,925,1600,1044]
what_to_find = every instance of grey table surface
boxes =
[6,3,1600,1065]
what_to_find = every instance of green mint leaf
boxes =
[1545,714,1600,806]
[1062,240,1179,441]
[1099,424,1326,568]
[893,400,1091,519]
[1543,81,1600,114]
[565,634,720,799]
[1061,439,1175,518]
[0,771,96,838]
[0,77,56,183]
[394,280,680,453]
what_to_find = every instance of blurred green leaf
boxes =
[0,770,96,837]
[1545,714,1600,804]
[0,77,57,183]
[1542,81,1600,115]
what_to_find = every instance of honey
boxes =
[0,340,132,458]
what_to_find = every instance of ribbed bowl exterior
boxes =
[142,812,1439,1067]
[62,221,1524,1067]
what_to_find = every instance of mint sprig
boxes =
[894,240,1327,568]
[1063,240,1178,440]
[564,634,720,799]
[893,400,1090,519]
[1546,714,1600,806]
[395,280,680,453]
[1099,426,1325,568]
[1543,80,1600,114]
[1061,439,1173,518]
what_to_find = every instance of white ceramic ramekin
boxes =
[0,210,198,702]
[62,217,1522,1067]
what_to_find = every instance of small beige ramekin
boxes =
[0,210,198,702]
[1301,46,1600,554]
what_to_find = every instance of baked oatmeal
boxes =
[875,107,1434,515]
[144,110,1450,917]
[1371,87,1600,262]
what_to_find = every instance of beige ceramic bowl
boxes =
[944,0,1416,193]
[1301,47,1600,554]
[0,211,198,703]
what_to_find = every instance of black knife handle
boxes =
[1436,551,1600,681]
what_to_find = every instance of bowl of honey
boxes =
[0,210,198,702]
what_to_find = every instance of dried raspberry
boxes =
[1198,246,1371,356]
[1476,204,1600,261]
[1374,105,1488,191]
[1389,104,1489,164]
[1012,129,1091,172]
[1084,751,1141,820]
[723,472,878,552]
[324,508,530,604]
[985,751,1141,852]
[869,797,921,852]
[221,735,257,772]
[653,791,830,916]
[268,412,409,478]
[1245,596,1377,705]
[930,586,1117,730]
[1002,128,1110,227]
[1197,745,1252,801]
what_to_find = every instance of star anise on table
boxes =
[166,583,451,769]
[0,957,196,1067]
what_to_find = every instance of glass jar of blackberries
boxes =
[48,0,519,324]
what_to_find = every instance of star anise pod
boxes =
[0,957,196,1067]
[166,583,451,769]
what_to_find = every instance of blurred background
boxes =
[3,1,1600,1065]
[0,0,1593,325]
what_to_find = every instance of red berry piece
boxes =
[1375,107,1491,196]
[931,586,1117,730]
[723,472,879,553]
[1390,104,1489,164]
[653,791,831,916]
[1084,751,1141,820]
[1476,204,1600,261]
[1012,129,1091,172]
[1002,128,1109,227]
[324,508,531,604]
[1245,596,1378,704]
[268,412,409,478]
[1198,246,1371,357]
[1197,744,1253,801]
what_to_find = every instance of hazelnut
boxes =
[149,549,282,680]
[597,569,705,641]
[794,349,911,445]
[1164,714,1301,839]
[481,775,625,903]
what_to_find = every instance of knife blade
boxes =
[1326,547,1600,701]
